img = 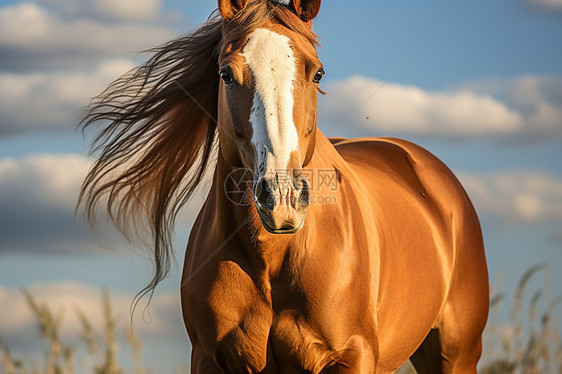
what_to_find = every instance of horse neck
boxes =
[212,148,295,257]
[209,137,346,271]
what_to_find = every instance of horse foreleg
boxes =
[191,346,223,374]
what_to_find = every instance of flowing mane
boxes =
[79,0,318,300]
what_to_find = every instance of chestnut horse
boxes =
[80,0,489,372]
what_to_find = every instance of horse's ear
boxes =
[218,0,250,21]
[292,0,321,22]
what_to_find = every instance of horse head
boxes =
[216,0,323,234]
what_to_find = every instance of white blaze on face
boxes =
[242,28,298,175]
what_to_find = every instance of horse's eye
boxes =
[313,67,325,84]
[220,67,234,85]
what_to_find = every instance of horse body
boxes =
[81,0,489,372]
[182,132,488,373]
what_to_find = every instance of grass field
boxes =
[1,265,560,374]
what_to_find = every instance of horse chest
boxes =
[191,261,340,373]
[211,306,338,373]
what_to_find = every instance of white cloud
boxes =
[0,153,98,253]
[0,282,185,351]
[0,1,175,134]
[319,75,562,139]
[91,0,163,21]
[460,75,562,137]
[0,153,90,210]
[525,0,562,11]
[0,2,173,70]
[40,0,164,22]
[0,2,170,51]
[0,153,207,254]
[458,170,562,222]
[0,59,135,134]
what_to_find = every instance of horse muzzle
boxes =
[253,172,311,234]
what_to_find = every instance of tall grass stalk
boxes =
[0,290,148,374]
[483,264,561,374]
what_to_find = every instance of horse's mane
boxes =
[79,0,318,302]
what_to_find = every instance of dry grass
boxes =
[481,264,562,374]
[1,265,561,373]
[0,289,156,374]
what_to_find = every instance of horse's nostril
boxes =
[255,177,275,211]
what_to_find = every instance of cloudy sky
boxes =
[0,0,561,372]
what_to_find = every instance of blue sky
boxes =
[0,0,561,372]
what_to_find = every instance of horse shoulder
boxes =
[181,207,273,372]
